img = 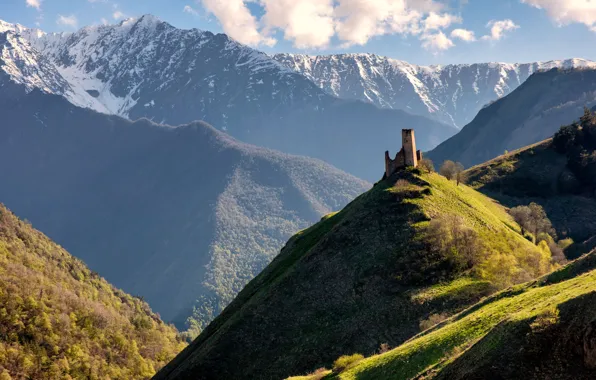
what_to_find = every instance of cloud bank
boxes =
[522,0,596,31]
[198,0,464,51]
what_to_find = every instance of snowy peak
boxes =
[0,31,70,94]
[273,53,596,127]
[0,30,109,111]
[3,15,299,120]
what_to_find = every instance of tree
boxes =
[419,158,435,173]
[440,160,465,184]
[456,167,468,186]
[510,203,555,243]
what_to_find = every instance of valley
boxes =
[1,6,596,380]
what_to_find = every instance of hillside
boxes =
[155,169,556,380]
[0,18,454,181]
[465,138,596,256]
[427,68,596,168]
[288,249,596,380]
[0,203,186,379]
[0,89,369,332]
[275,53,596,128]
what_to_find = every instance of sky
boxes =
[2,0,596,65]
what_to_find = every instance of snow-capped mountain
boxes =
[14,15,322,128]
[0,31,106,111]
[273,53,596,128]
[0,16,454,181]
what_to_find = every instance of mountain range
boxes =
[274,54,596,128]
[5,16,596,181]
[428,68,596,168]
[0,17,453,181]
[0,87,369,331]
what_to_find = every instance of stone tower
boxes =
[384,129,423,178]
[402,129,418,167]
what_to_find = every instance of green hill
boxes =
[155,169,556,380]
[290,249,596,380]
[465,138,596,256]
[0,204,186,379]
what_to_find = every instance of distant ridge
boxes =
[274,53,596,128]
[0,88,369,331]
[427,67,596,168]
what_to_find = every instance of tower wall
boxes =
[402,129,418,168]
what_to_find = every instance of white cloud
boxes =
[184,5,199,16]
[100,18,109,25]
[481,19,519,40]
[333,0,425,47]
[113,10,126,20]
[420,31,455,51]
[261,0,335,49]
[56,14,78,28]
[451,28,475,41]
[522,0,596,31]
[201,0,276,47]
[424,12,461,31]
[26,0,42,10]
[198,0,462,50]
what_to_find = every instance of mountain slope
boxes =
[294,249,596,380]
[2,17,454,181]
[427,68,596,168]
[0,89,369,330]
[274,53,596,128]
[155,169,555,380]
[0,203,186,379]
[464,140,596,257]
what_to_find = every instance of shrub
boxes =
[419,313,450,331]
[426,215,483,271]
[332,354,364,373]
[419,158,435,173]
[510,203,555,243]
[378,343,390,354]
[440,160,465,184]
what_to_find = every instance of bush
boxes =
[440,160,465,185]
[426,215,483,271]
[332,354,364,373]
[510,203,555,243]
[419,158,435,173]
[378,343,390,354]
[419,313,450,331]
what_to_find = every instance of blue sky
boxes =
[2,0,596,65]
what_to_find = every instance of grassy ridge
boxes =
[156,170,551,380]
[0,204,186,379]
[310,250,596,380]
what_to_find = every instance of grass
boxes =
[411,277,493,305]
[299,250,596,380]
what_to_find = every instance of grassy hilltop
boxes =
[156,169,556,380]
[0,204,186,379]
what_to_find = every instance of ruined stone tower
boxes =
[384,129,423,178]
